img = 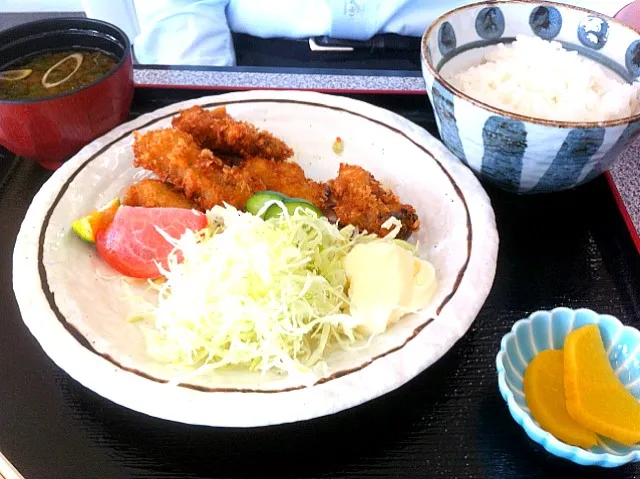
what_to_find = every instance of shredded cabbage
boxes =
[133,202,379,381]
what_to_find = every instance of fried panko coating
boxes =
[328,164,420,240]
[172,105,294,162]
[241,157,330,211]
[121,178,198,210]
[131,127,420,240]
[132,128,265,210]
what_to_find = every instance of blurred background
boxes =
[1,0,635,71]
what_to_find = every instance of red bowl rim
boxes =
[0,17,132,106]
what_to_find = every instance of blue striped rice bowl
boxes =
[421,1,640,193]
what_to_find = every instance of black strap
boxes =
[232,33,422,70]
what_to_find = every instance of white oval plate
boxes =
[13,90,498,427]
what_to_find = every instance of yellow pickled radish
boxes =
[524,349,598,448]
[564,324,640,446]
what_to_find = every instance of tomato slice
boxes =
[96,206,207,279]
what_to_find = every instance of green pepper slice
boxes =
[245,191,287,217]
[263,198,323,220]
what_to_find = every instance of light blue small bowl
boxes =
[496,307,640,467]
[420,1,640,193]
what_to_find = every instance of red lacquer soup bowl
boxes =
[0,18,134,170]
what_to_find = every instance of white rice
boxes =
[445,35,640,122]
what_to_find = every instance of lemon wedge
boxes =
[71,198,120,243]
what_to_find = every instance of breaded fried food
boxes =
[131,127,419,240]
[122,178,198,210]
[132,128,266,210]
[172,105,294,161]
[328,164,420,239]
[133,128,204,179]
[242,157,329,211]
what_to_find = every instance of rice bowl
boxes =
[445,35,640,122]
[421,0,640,194]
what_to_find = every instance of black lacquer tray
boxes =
[1,86,638,479]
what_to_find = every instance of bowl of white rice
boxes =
[421,0,640,193]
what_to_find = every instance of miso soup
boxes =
[0,50,117,101]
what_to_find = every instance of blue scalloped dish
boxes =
[496,307,640,467]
